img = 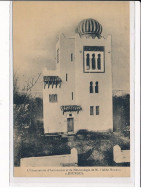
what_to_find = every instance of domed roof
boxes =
[75,18,102,38]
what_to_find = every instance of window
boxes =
[92,54,96,70]
[49,94,57,103]
[95,81,99,93]
[90,106,94,115]
[97,54,101,70]
[57,48,59,63]
[96,106,99,115]
[83,46,104,73]
[72,92,73,100]
[71,53,73,62]
[90,81,98,93]
[66,73,68,82]
[90,82,93,93]
[86,53,90,70]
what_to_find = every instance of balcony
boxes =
[43,76,62,89]
[60,105,82,115]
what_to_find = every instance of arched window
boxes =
[86,53,90,70]
[90,82,93,93]
[95,81,99,93]
[92,54,96,70]
[97,54,101,70]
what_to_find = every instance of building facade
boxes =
[43,18,113,134]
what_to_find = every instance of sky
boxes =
[13,1,130,98]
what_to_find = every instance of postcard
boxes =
[12,1,131,178]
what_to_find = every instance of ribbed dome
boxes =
[75,18,102,38]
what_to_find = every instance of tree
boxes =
[13,73,42,166]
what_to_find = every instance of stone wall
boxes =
[20,148,78,167]
[113,145,130,163]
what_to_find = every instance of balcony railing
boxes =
[43,76,62,89]
[60,105,82,115]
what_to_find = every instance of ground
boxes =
[14,129,130,167]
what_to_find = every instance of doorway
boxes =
[67,118,74,132]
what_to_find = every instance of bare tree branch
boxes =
[23,73,41,94]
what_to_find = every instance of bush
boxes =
[76,129,89,135]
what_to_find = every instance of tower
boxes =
[43,18,113,134]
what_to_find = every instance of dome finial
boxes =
[75,18,102,39]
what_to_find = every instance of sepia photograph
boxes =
[12,1,131,177]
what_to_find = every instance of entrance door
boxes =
[67,118,74,132]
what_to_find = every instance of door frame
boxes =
[67,117,74,133]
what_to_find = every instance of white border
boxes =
[9,1,137,187]
[135,1,140,187]
[9,0,14,186]
[0,1,10,188]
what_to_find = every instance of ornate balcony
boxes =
[43,76,62,89]
[60,105,82,115]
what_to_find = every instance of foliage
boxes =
[113,94,130,132]
[13,74,43,166]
